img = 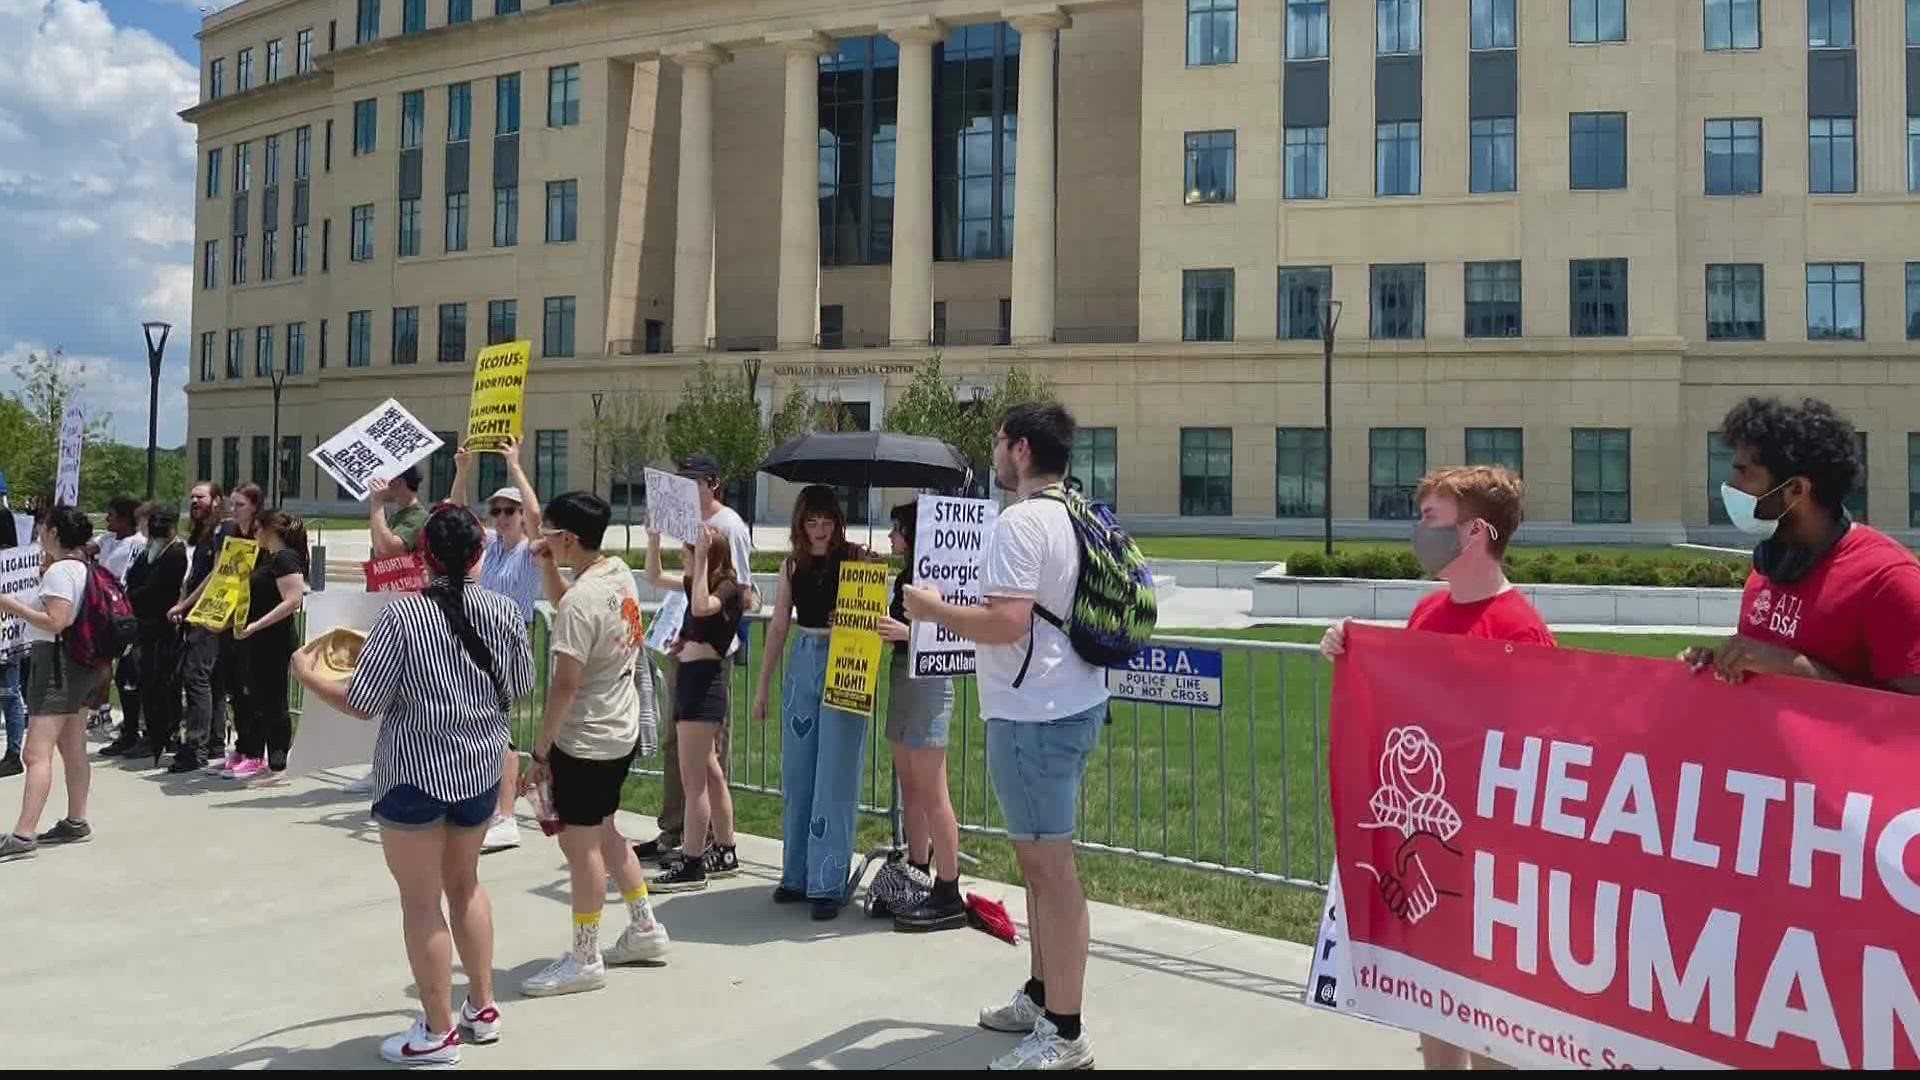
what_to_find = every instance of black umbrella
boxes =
[759,431,972,491]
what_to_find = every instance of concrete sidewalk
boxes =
[0,754,1412,1070]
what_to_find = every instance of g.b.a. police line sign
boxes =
[1105,646,1223,709]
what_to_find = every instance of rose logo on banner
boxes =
[1357,726,1464,926]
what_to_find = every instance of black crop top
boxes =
[681,577,745,652]
[788,556,839,629]
[889,568,909,653]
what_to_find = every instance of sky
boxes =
[0,0,238,448]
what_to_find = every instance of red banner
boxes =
[363,553,427,593]
[1314,625,1920,1069]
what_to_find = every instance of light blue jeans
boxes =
[0,657,22,757]
[780,631,870,899]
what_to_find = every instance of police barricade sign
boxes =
[1106,645,1223,709]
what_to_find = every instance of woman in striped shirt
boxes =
[293,505,533,1067]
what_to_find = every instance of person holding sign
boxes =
[752,485,877,921]
[369,467,430,557]
[126,506,187,765]
[0,507,99,862]
[230,513,310,782]
[170,483,262,776]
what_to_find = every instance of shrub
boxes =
[1287,551,1329,577]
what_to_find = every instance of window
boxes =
[1570,112,1627,189]
[237,48,253,92]
[287,322,306,374]
[1808,0,1852,47]
[1377,0,1421,53]
[321,218,331,271]
[1376,121,1420,195]
[222,438,240,492]
[1183,269,1235,342]
[817,36,900,267]
[1472,0,1516,48]
[1572,428,1631,523]
[1571,258,1629,336]
[1466,428,1524,475]
[209,58,225,100]
[427,434,459,502]
[230,234,246,285]
[935,23,1020,261]
[1277,266,1332,340]
[226,329,244,378]
[262,228,278,280]
[448,83,471,142]
[438,304,466,363]
[1702,263,1764,340]
[999,298,1013,345]
[319,317,328,367]
[535,431,568,498]
[1705,0,1759,49]
[544,179,578,242]
[1707,433,1735,524]
[403,0,424,33]
[1184,131,1235,204]
[356,0,380,43]
[266,39,282,83]
[1069,427,1118,509]
[1908,263,1920,339]
[1465,260,1522,337]
[206,148,222,198]
[353,98,377,155]
[264,134,281,187]
[1910,434,1920,527]
[1807,262,1864,339]
[1286,0,1328,59]
[1370,263,1426,339]
[198,437,212,479]
[496,0,519,13]
[280,436,303,501]
[400,90,424,150]
[202,240,219,290]
[547,64,580,127]
[235,142,252,192]
[445,192,469,252]
[1470,117,1516,193]
[487,299,517,345]
[254,326,273,376]
[1570,0,1626,42]
[392,307,419,364]
[644,319,664,353]
[1284,126,1328,198]
[347,311,372,367]
[199,332,215,381]
[819,305,845,349]
[1179,428,1233,516]
[1809,117,1856,194]
[1369,428,1426,520]
[1846,432,1869,522]
[324,118,333,171]
[543,296,575,357]
[1702,118,1762,195]
[1187,0,1237,65]
[1912,0,1920,43]
[350,204,373,260]
[1909,118,1920,193]
[493,185,518,246]
[448,0,471,22]
[297,28,313,74]
[1275,428,1326,518]
[397,198,420,257]
[294,126,311,180]
[495,74,520,134]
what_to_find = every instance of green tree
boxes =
[663,360,813,516]
[883,355,1056,488]
[6,348,114,507]
[590,384,669,550]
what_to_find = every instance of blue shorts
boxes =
[373,782,500,831]
[985,703,1105,842]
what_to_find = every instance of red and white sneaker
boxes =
[457,998,501,1044]
[378,1017,461,1066]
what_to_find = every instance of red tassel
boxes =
[964,893,1019,945]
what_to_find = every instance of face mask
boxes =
[1411,524,1464,576]
[1720,480,1795,538]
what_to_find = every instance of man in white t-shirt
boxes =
[905,402,1105,1071]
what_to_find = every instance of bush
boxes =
[1287,551,1329,577]
[1291,547,1746,588]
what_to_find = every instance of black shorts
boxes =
[550,745,636,826]
[674,659,730,723]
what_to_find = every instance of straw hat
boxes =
[297,627,367,686]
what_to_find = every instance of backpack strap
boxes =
[1009,483,1073,690]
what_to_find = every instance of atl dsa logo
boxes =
[1748,588,1804,639]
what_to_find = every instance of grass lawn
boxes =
[1132,535,1745,567]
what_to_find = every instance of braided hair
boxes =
[421,504,511,713]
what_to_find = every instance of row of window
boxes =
[207,28,316,101]
[1186,0,1904,66]
[351,66,572,158]
[197,296,571,382]
[196,428,570,507]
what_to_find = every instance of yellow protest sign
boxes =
[822,560,890,717]
[187,538,259,632]
[464,340,532,451]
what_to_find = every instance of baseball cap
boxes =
[486,486,524,506]
[677,454,721,482]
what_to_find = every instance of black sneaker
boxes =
[894,890,968,933]
[99,734,142,758]
[633,838,679,864]
[35,818,91,845]
[810,898,842,922]
[772,885,806,905]
[0,832,34,861]
[166,752,205,775]
[652,854,708,894]
[0,753,21,779]
[702,845,739,878]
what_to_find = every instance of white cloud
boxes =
[0,0,197,446]
[0,341,188,449]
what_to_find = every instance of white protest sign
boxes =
[284,589,398,779]
[643,467,702,544]
[908,495,997,678]
[55,402,84,506]
[645,590,687,655]
[12,514,31,546]
[309,399,443,502]
[0,544,40,652]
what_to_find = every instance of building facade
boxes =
[184,0,1920,541]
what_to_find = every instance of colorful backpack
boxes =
[1014,483,1158,683]
[62,559,138,670]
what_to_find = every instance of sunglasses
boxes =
[488,505,520,517]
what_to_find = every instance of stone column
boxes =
[667,43,729,353]
[884,17,945,347]
[773,32,832,349]
[1007,7,1069,344]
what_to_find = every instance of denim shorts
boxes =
[985,702,1106,842]
[373,782,500,831]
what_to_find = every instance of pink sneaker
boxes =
[228,757,268,780]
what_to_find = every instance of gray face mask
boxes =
[1411,525,1464,576]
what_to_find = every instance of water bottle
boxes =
[533,779,563,836]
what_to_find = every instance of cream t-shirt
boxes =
[549,556,645,760]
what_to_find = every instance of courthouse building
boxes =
[184,0,1920,539]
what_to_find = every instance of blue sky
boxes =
[0,0,228,447]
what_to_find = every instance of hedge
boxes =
[1284,549,1748,589]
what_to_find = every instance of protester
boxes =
[1321,463,1552,1070]
[229,512,309,781]
[83,496,142,740]
[1681,396,1920,693]
[0,506,99,861]
[752,485,873,921]
[172,482,261,777]
[874,500,965,931]
[642,524,744,894]
[295,505,533,1066]
[128,506,187,766]
[633,452,756,866]
[369,466,429,557]
[168,482,229,773]
[450,436,543,853]
[522,492,668,996]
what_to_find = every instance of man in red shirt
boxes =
[1684,396,1920,694]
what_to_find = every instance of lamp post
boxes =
[141,321,171,500]
[269,362,287,507]
[741,355,762,526]
[589,390,605,498]
[1318,298,1343,558]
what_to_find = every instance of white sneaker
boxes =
[344,775,373,795]
[480,815,520,854]
[602,921,671,966]
[378,1017,461,1066]
[989,1016,1093,1071]
[457,998,501,1045]
[978,988,1046,1034]
[519,953,606,998]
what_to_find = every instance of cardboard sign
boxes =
[54,402,83,507]
[643,467,702,545]
[822,561,889,717]
[0,544,42,652]
[907,496,997,678]
[464,340,532,451]
[309,399,443,502]
[363,553,429,593]
[187,537,258,631]
[645,590,687,656]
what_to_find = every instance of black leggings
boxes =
[238,630,296,765]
